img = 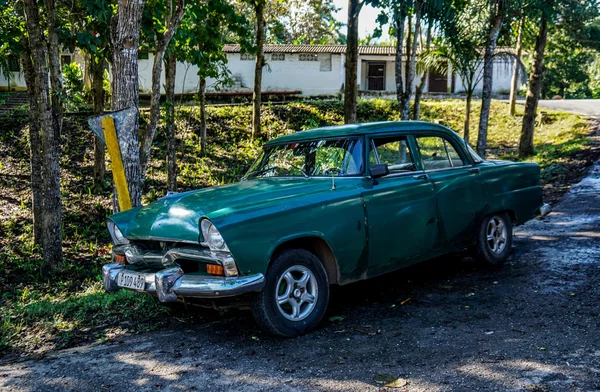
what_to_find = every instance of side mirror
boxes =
[369,164,389,179]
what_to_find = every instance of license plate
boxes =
[117,271,146,290]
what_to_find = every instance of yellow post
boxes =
[102,116,132,211]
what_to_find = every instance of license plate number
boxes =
[117,271,146,290]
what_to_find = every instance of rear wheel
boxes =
[251,249,329,337]
[474,212,513,266]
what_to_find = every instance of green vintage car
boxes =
[103,121,550,336]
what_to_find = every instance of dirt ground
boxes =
[0,160,599,391]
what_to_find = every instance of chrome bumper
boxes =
[102,263,265,303]
[537,203,552,219]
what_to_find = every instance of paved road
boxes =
[535,99,600,118]
[1,132,599,391]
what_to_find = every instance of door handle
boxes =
[413,173,429,180]
[469,167,481,174]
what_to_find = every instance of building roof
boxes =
[222,44,396,55]
[265,121,459,145]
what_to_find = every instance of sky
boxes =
[331,0,391,41]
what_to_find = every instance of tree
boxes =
[519,0,599,157]
[373,0,460,120]
[22,0,64,269]
[344,0,362,124]
[63,0,113,187]
[234,0,344,44]
[284,0,344,44]
[423,42,484,144]
[541,28,596,99]
[164,50,177,191]
[508,12,525,116]
[140,0,185,177]
[110,0,146,208]
[411,22,432,120]
[252,0,265,139]
[476,0,506,157]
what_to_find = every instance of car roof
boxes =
[264,121,458,145]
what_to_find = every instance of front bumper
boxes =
[102,263,265,302]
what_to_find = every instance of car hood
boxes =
[109,178,342,243]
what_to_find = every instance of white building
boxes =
[1,44,519,97]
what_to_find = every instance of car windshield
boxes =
[244,138,364,179]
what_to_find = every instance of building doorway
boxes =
[428,67,448,93]
[367,62,386,91]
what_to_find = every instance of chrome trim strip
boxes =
[423,164,474,173]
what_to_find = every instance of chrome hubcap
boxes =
[486,216,507,254]
[276,265,318,321]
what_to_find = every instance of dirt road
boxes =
[1,164,599,391]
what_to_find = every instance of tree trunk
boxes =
[252,0,265,138]
[411,23,432,120]
[20,48,44,248]
[509,15,525,116]
[165,52,177,192]
[43,0,63,138]
[393,3,406,118]
[91,57,106,187]
[110,0,146,208]
[23,0,63,269]
[464,90,473,145]
[199,77,207,154]
[401,3,421,120]
[344,0,361,124]
[519,8,550,158]
[476,0,505,157]
[140,0,184,177]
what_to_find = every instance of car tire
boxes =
[251,249,329,337]
[474,212,513,266]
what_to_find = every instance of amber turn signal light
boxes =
[206,264,224,276]
[115,254,126,264]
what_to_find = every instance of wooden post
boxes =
[102,116,132,211]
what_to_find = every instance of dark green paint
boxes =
[109,122,544,285]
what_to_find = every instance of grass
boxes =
[0,98,596,356]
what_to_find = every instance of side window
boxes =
[369,136,416,174]
[416,136,465,170]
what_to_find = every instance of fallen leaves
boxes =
[374,374,408,388]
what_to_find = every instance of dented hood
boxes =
[108,178,335,243]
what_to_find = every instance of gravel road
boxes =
[1,142,599,392]
[532,99,600,119]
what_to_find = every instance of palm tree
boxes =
[423,42,524,144]
[422,43,482,144]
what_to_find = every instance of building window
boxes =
[60,55,72,67]
[8,56,20,72]
[138,52,149,60]
[299,53,318,61]
[318,53,332,71]
[241,53,256,61]
[271,53,285,61]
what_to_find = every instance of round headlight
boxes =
[200,219,229,252]
[107,220,129,245]
[114,225,127,243]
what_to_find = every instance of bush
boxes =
[62,62,90,111]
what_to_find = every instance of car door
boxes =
[414,134,487,247]
[361,134,440,276]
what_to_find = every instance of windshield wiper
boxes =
[243,166,278,180]
[245,164,309,179]
[289,163,309,178]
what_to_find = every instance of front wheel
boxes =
[251,249,329,337]
[474,212,513,266]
